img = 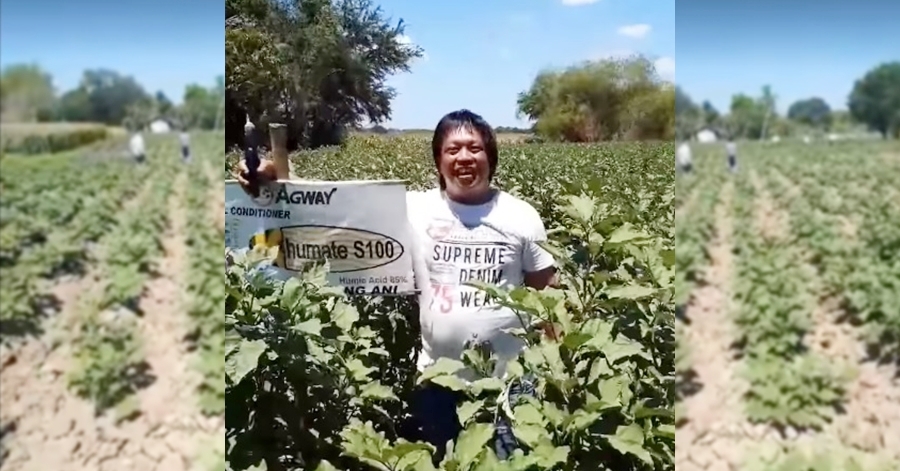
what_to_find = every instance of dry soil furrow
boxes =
[749,171,789,243]
[676,181,755,471]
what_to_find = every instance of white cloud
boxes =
[396,34,428,62]
[617,24,652,39]
[654,56,675,80]
[561,0,599,6]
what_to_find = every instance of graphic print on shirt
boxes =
[425,217,518,313]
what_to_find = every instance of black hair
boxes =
[431,109,498,189]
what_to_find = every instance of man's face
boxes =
[438,126,491,202]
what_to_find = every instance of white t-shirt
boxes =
[129,133,145,156]
[676,142,692,166]
[406,188,555,378]
[725,141,737,155]
[179,132,191,147]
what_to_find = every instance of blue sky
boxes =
[377,0,675,128]
[677,0,900,114]
[0,0,223,104]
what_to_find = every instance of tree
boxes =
[674,87,703,140]
[181,82,223,130]
[155,91,175,117]
[56,69,149,125]
[758,85,777,140]
[787,97,832,130]
[728,93,764,139]
[516,55,674,142]
[225,0,423,149]
[848,61,900,139]
[57,89,92,122]
[701,101,720,127]
[674,86,698,117]
[0,64,56,122]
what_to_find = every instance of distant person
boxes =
[129,132,146,164]
[676,141,692,174]
[179,129,191,163]
[725,137,737,173]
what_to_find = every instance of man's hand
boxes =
[234,159,279,195]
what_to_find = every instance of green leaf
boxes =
[360,382,397,401]
[418,358,465,384]
[603,338,651,364]
[430,374,468,392]
[513,403,544,426]
[454,423,495,467]
[511,423,551,449]
[225,338,267,385]
[281,277,303,310]
[605,423,652,464]
[607,223,649,244]
[314,461,338,471]
[331,302,360,331]
[456,399,485,426]
[470,377,505,394]
[606,284,656,300]
[563,194,596,223]
[292,318,323,336]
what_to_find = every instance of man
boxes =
[725,137,737,173]
[179,129,191,163]
[235,110,556,461]
[129,131,145,164]
[676,140,692,174]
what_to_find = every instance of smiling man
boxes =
[405,109,555,460]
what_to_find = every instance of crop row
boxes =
[67,150,175,417]
[0,152,147,340]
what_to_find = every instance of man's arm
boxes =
[524,266,556,290]
[521,204,556,290]
[520,206,562,338]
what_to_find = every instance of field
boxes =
[0,132,225,471]
[223,136,676,470]
[675,141,900,470]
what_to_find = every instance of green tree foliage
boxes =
[0,64,56,122]
[848,61,900,139]
[1,62,222,131]
[676,63,898,141]
[787,97,832,130]
[674,87,701,140]
[701,101,720,127]
[726,89,776,140]
[516,56,675,142]
[62,69,150,125]
[180,80,225,130]
[225,0,423,150]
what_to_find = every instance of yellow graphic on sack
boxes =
[248,228,286,268]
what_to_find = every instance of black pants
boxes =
[407,376,536,463]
